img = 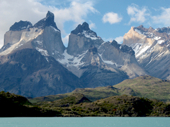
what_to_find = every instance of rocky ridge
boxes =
[123,25,170,79]
[0,11,146,97]
[59,22,146,80]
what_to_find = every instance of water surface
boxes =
[0,117,169,127]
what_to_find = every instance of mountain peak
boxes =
[111,40,120,49]
[9,21,32,31]
[34,11,59,30]
[138,25,144,28]
[71,22,90,34]
[120,45,135,55]
[82,22,90,31]
[46,11,54,19]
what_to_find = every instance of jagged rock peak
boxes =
[148,26,154,31]
[46,11,54,19]
[134,25,145,30]
[111,40,120,49]
[9,21,32,31]
[34,11,60,31]
[120,45,135,55]
[71,22,91,34]
[82,22,90,31]
[156,27,170,33]
[138,25,144,28]
[110,40,134,55]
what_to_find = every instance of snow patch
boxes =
[36,41,43,46]
[45,57,49,62]
[99,53,120,67]
[143,32,154,38]
[132,43,143,54]
[58,50,87,67]
[98,41,106,49]
[134,29,142,34]
[157,40,165,44]
[136,45,151,57]
[154,36,161,40]
[146,51,166,67]
[82,31,99,40]
[35,47,49,56]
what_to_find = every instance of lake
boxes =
[0,117,170,127]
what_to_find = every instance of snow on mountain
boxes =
[0,27,44,56]
[157,40,165,44]
[123,25,170,79]
[35,47,49,56]
[58,49,86,68]
[0,11,65,60]
[82,30,101,40]
[0,11,148,97]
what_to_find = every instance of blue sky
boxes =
[1,0,170,47]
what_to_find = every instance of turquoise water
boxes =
[0,117,169,127]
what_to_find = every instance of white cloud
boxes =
[127,4,149,24]
[152,7,170,26]
[53,1,98,35]
[0,39,3,48]
[102,12,122,24]
[62,34,70,47]
[0,0,98,48]
[89,21,96,29]
[103,36,123,44]
[115,36,123,44]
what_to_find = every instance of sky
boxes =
[1,0,170,48]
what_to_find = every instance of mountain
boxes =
[0,11,146,97]
[1,11,65,59]
[58,22,146,88]
[0,11,82,97]
[123,25,170,80]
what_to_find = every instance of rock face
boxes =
[58,22,146,87]
[1,11,65,59]
[0,49,82,97]
[0,11,80,97]
[123,25,170,79]
[0,11,147,97]
[67,22,103,56]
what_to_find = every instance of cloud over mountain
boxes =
[0,0,98,48]
[102,12,122,24]
[127,4,149,24]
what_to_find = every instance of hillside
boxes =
[1,90,170,117]
[33,94,170,117]
[114,75,170,102]
[30,75,170,103]
[0,91,60,117]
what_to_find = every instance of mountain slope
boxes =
[0,11,65,59]
[0,11,83,97]
[72,75,170,102]
[123,25,170,79]
[31,75,170,102]
[58,22,146,87]
[0,11,147,97]
[0,49,83,97]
